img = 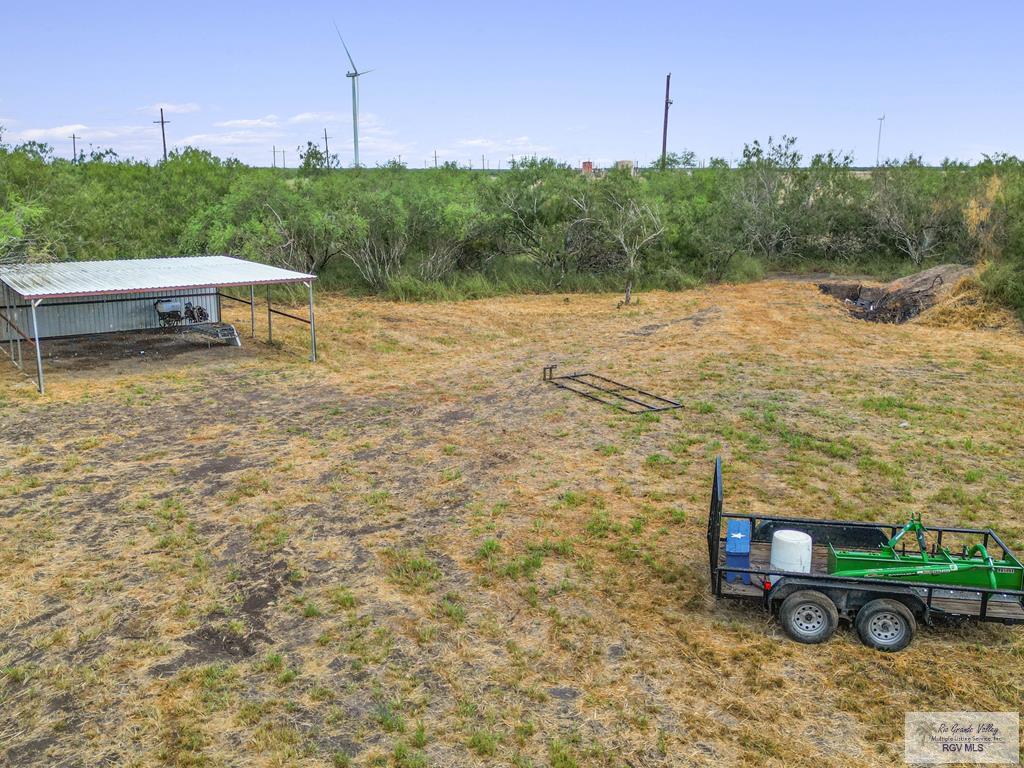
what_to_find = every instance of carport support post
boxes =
[266,286,272,344]
[305,280,317,362]
[30,299,43,394]
[249,285,256,338]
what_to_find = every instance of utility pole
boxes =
[282,150,287,169]
[875,114,886,167]
[482,154,486,170]
[272,145,277,168]
[434,150,438,168]
[69,132,80,163]
[153,107,170,162]
[323,128,331,164]
[661,73,672,170]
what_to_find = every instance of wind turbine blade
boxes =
[331,18,358,71]
[356,68,374,76]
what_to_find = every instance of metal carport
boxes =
[0,255,317,393]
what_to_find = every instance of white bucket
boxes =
[769,529,813,585]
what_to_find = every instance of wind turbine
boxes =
[333,20,371,168]
[875,113,886,167]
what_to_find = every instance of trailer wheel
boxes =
[779,591,839,644]
[855,599,916,652]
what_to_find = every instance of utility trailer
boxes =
[706,458,1024,651]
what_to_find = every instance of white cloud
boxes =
[177,128,282,147]
[139,102,201,115]
[5,123,157,160]
[86,126,152,142]
[358,135,416,158]
[442,135,553,159]
[14,123,89,140]
[213,114,280,128]
[288,111,345,125]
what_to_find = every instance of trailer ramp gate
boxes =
[543,365,682,414]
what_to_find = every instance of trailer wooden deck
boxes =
[717,542,1024,621]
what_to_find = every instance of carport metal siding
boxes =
[0,288,220,341]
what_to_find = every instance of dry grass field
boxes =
[1,281,1022,767]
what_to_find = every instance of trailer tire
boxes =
[779,590,839,644]
[855,599,916,652]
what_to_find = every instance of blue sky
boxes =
[3,1,1021,167]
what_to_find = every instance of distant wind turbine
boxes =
[875,113,886,167]
[332,20,372,168]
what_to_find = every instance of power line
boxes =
[153,107,170,162]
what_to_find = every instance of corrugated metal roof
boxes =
[0,255,315,299]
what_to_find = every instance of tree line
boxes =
[2,129,1022,313]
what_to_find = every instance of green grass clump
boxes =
[468,729,500,756]
[328,586,357,610]
[477,538,501,560]
[548,740,579,768]
[387,549,441,592]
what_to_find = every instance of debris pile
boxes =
[818,264,974,324]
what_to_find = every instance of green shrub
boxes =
[982,261,1024,319]
[647,266,701,291]
[385,273,450,302]
[722,253,766,283]
[3,137,1023,298]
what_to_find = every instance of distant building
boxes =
[581,160,593,175]
[614,160,639,176]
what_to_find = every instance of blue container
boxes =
[724,518,752,585]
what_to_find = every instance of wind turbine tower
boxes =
[333,21,371,168]
[875,114,886,167]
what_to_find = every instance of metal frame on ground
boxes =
[542,365,682,414]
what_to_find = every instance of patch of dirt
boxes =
[236,557,293,627]
[150,623,265,677]
[2,735,60,766]
[818,264,974,323]
[628,305,721,335]
[39,328,246,370]
[176,453,248,487]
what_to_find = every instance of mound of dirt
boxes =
[818,264,974,323]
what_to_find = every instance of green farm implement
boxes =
[827,513,1024,591]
